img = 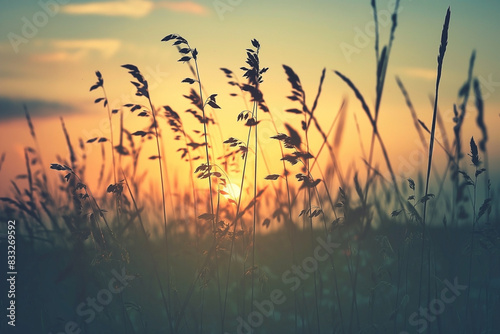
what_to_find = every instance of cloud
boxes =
[400,67,437,81]
[51,39,121,58]
[30,39,121,63]
[62,0,154,18]
[62,0,210,18]
[157,1,209,16]
[0,97,76,119]
[30,51,86,63]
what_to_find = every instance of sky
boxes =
[0,0,499,199]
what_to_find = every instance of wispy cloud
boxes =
[0,97,76,119]
[62,0,154,18]
[30,39,121,63]
[52,39,121,58]
[399,67,437,81]
[62,0,210,18]
[30,51,86,63]
[157,1,209,16]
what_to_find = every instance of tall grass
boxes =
[419,7,450,313]
[121,63,174,331]
[1,3,499,334]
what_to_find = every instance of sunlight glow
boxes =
[221,182,241,202]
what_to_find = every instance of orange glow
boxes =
[221,181,241,202]
[0,1,499,221]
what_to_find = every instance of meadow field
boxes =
[0,1,499,334]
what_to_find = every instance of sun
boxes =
[221,182,241,201]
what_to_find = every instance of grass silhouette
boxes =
[0,3,498,334]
